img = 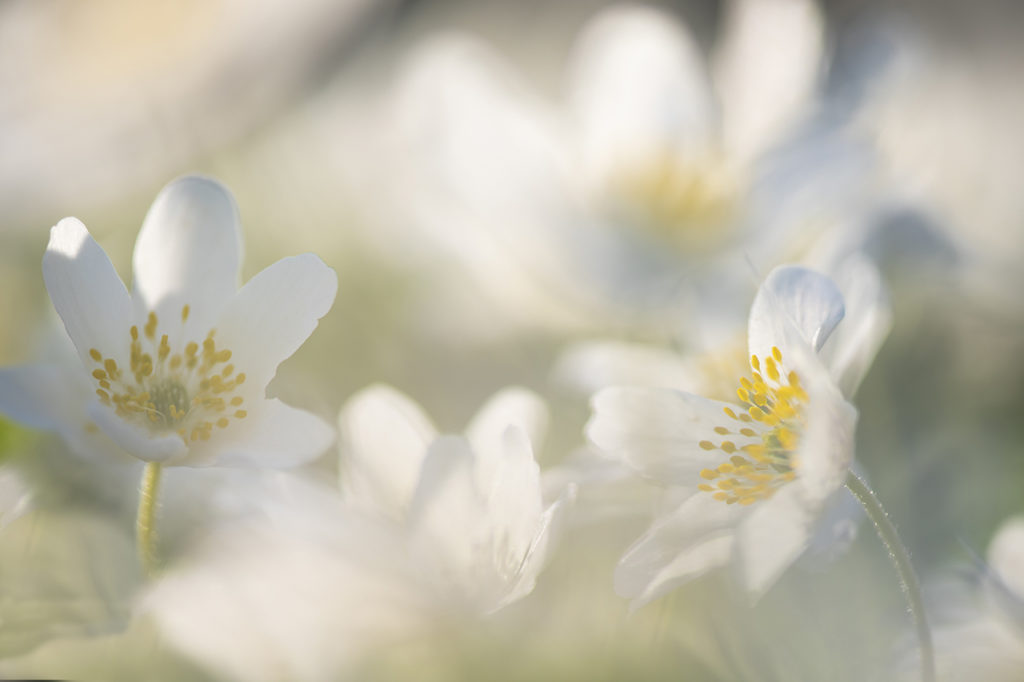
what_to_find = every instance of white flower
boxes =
[339,385,574,615]
[920,517,1024,681]
[393,1,859,330]
[586,265,886,605]
[0,176,337,467]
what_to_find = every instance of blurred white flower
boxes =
[141,471,430,682]
[919,517,1024,681]
[587,265,889,606]
[393,1,864,332]
[0,466,31,530]
[340,385,574,615]
[0,176,336,467]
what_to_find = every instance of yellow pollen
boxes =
[182,304,190,322]
[86,307,247,445]
[698,345,807,508]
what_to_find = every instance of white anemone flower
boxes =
[0,175,336,467]
[340,385,574,615]
[394,1,859,330]
[920,517,1024,681]
[587,265,882,605]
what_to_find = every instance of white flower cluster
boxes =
[0,3,1018,681]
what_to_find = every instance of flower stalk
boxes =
[845,469,935,682]
[137,461,163,577]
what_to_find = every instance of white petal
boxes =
[396,35,569,219]
[195,398,334,468]
[569,5,715,187]
[713,0,825,161]
[796,367,857,505]
[586,387,762,486]
[42,218,133,366]
[747,265,845,366]
[131,176,243,335]
[213,254,338,392]
[87,401,186,463]
[338,384,437,519]
[819,255,892,396]
[0,468,32,530]
[407,436,494,608]
[615,493,743,608]
[465,387,548,488]
[481,426,544,576]
[497,483,576,612]
[734,483,818,598]
[988,516,1024,604]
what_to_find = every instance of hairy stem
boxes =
[136,461,163,577]
[845,469,935,682]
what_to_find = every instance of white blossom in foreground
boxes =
[587,265,887,606]
[394,1,859,330]
[0,176,336,467]
[919,517,1024,681]
[340,385,574,615]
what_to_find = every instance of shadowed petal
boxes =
[131,176,242,336]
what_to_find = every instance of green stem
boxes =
[136,461,163,577]
[845,469,934,682]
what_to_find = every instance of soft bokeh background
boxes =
[1,0,1023,680]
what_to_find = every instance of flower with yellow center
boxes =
[587,265,865,605]
[3,176,336,468]
[393,1,850,331]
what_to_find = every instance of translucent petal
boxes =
[131,176,242,337]
[713,0,824,161]
[615,493,743,608]
[338,384,437,519]
[569,5,715,187]
[213,253,337,393]
[587,387,762,486]
[735,483,818,598]
[42,218,133,366]
[465,387,548,490]
[86,401,186,463]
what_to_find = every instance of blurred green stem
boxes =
[845,470,934,682]
[136,461,163,577]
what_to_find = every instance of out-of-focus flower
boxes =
[143,472,429,682]
[340,385,574,615]
[587,265,888,606]
[393,1,864,332]
[0,466,31,530]
[919,517,1024,681]
[0,176,336,467]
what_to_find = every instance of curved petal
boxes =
[615,493,744,609]
[482,427,543,576]
[796,365,857,505]
[131,176,243,336]
[734,483,818,598]
[42,218,133,366]
[466,387,548,488]
[747,265,845,367]
[407,436,495,609]
[213,254,338,393]
[195,398,335,469]
[569,5,716,186]
[586,387,762,486]
[86,401,186,463]
[713,0,825,162]
[338,384,437,519]
[498,482,576,612]
[819,255,892,397]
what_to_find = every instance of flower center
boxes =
[696,346,809,506]
[88,305,248,445]
[610,153,738,254]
